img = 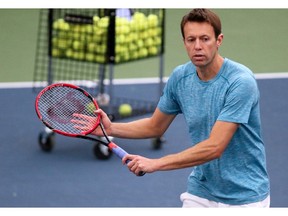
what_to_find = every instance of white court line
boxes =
[0,77,168,89]
[0,73,288,89]
[254,72,288,79]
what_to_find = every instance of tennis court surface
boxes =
[0,75,288,207]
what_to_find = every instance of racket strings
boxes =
[38,86,98,134]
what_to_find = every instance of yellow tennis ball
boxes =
[118,103,132,117]
[86,102,96,114]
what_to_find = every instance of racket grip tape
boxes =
[108,142,145,176]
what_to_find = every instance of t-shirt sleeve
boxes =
[217,75,259,124]
[157,69,182,115]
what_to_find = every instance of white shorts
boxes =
[180,192,270,208]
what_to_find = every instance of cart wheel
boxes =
[38,131,55,152]
[93,143,112,160]
[152,136,166,150]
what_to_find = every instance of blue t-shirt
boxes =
[158,58,270,205]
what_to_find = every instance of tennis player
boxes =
[93,9,270,207]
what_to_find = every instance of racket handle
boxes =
[108,142,146,176]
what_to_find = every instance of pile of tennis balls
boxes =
[51,11,163,64]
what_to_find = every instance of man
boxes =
[77,9,270,207]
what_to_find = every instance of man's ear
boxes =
[216,33,224,47]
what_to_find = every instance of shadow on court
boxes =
[0,79,287,207]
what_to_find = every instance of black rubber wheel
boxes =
[38,131,55,152]
[152,136,166,150]
[93,143,112,160]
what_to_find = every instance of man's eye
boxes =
[186,38,195,42]
[202,37,209,42]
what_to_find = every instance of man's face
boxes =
[183,21,223,68]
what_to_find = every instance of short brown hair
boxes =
[180,9,222,39]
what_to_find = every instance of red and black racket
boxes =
[35,83,145,176]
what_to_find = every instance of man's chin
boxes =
[192,61,206,67]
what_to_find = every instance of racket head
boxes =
[35,83,101,137]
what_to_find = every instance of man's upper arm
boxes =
[150,108,176,135]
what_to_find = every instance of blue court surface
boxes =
[0,75,288,208]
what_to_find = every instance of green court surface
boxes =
[0,9,288,83]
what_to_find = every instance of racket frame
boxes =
[35,82,101,137]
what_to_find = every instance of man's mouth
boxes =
[193,54,205,60]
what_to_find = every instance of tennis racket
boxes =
[35,82,145,176]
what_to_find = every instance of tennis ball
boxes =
[118,104,132,117]
[148,46,158,55]
[86,102,96,114]
[85,53,95,62]
[93,15,100,24]
[147,14,159,28]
